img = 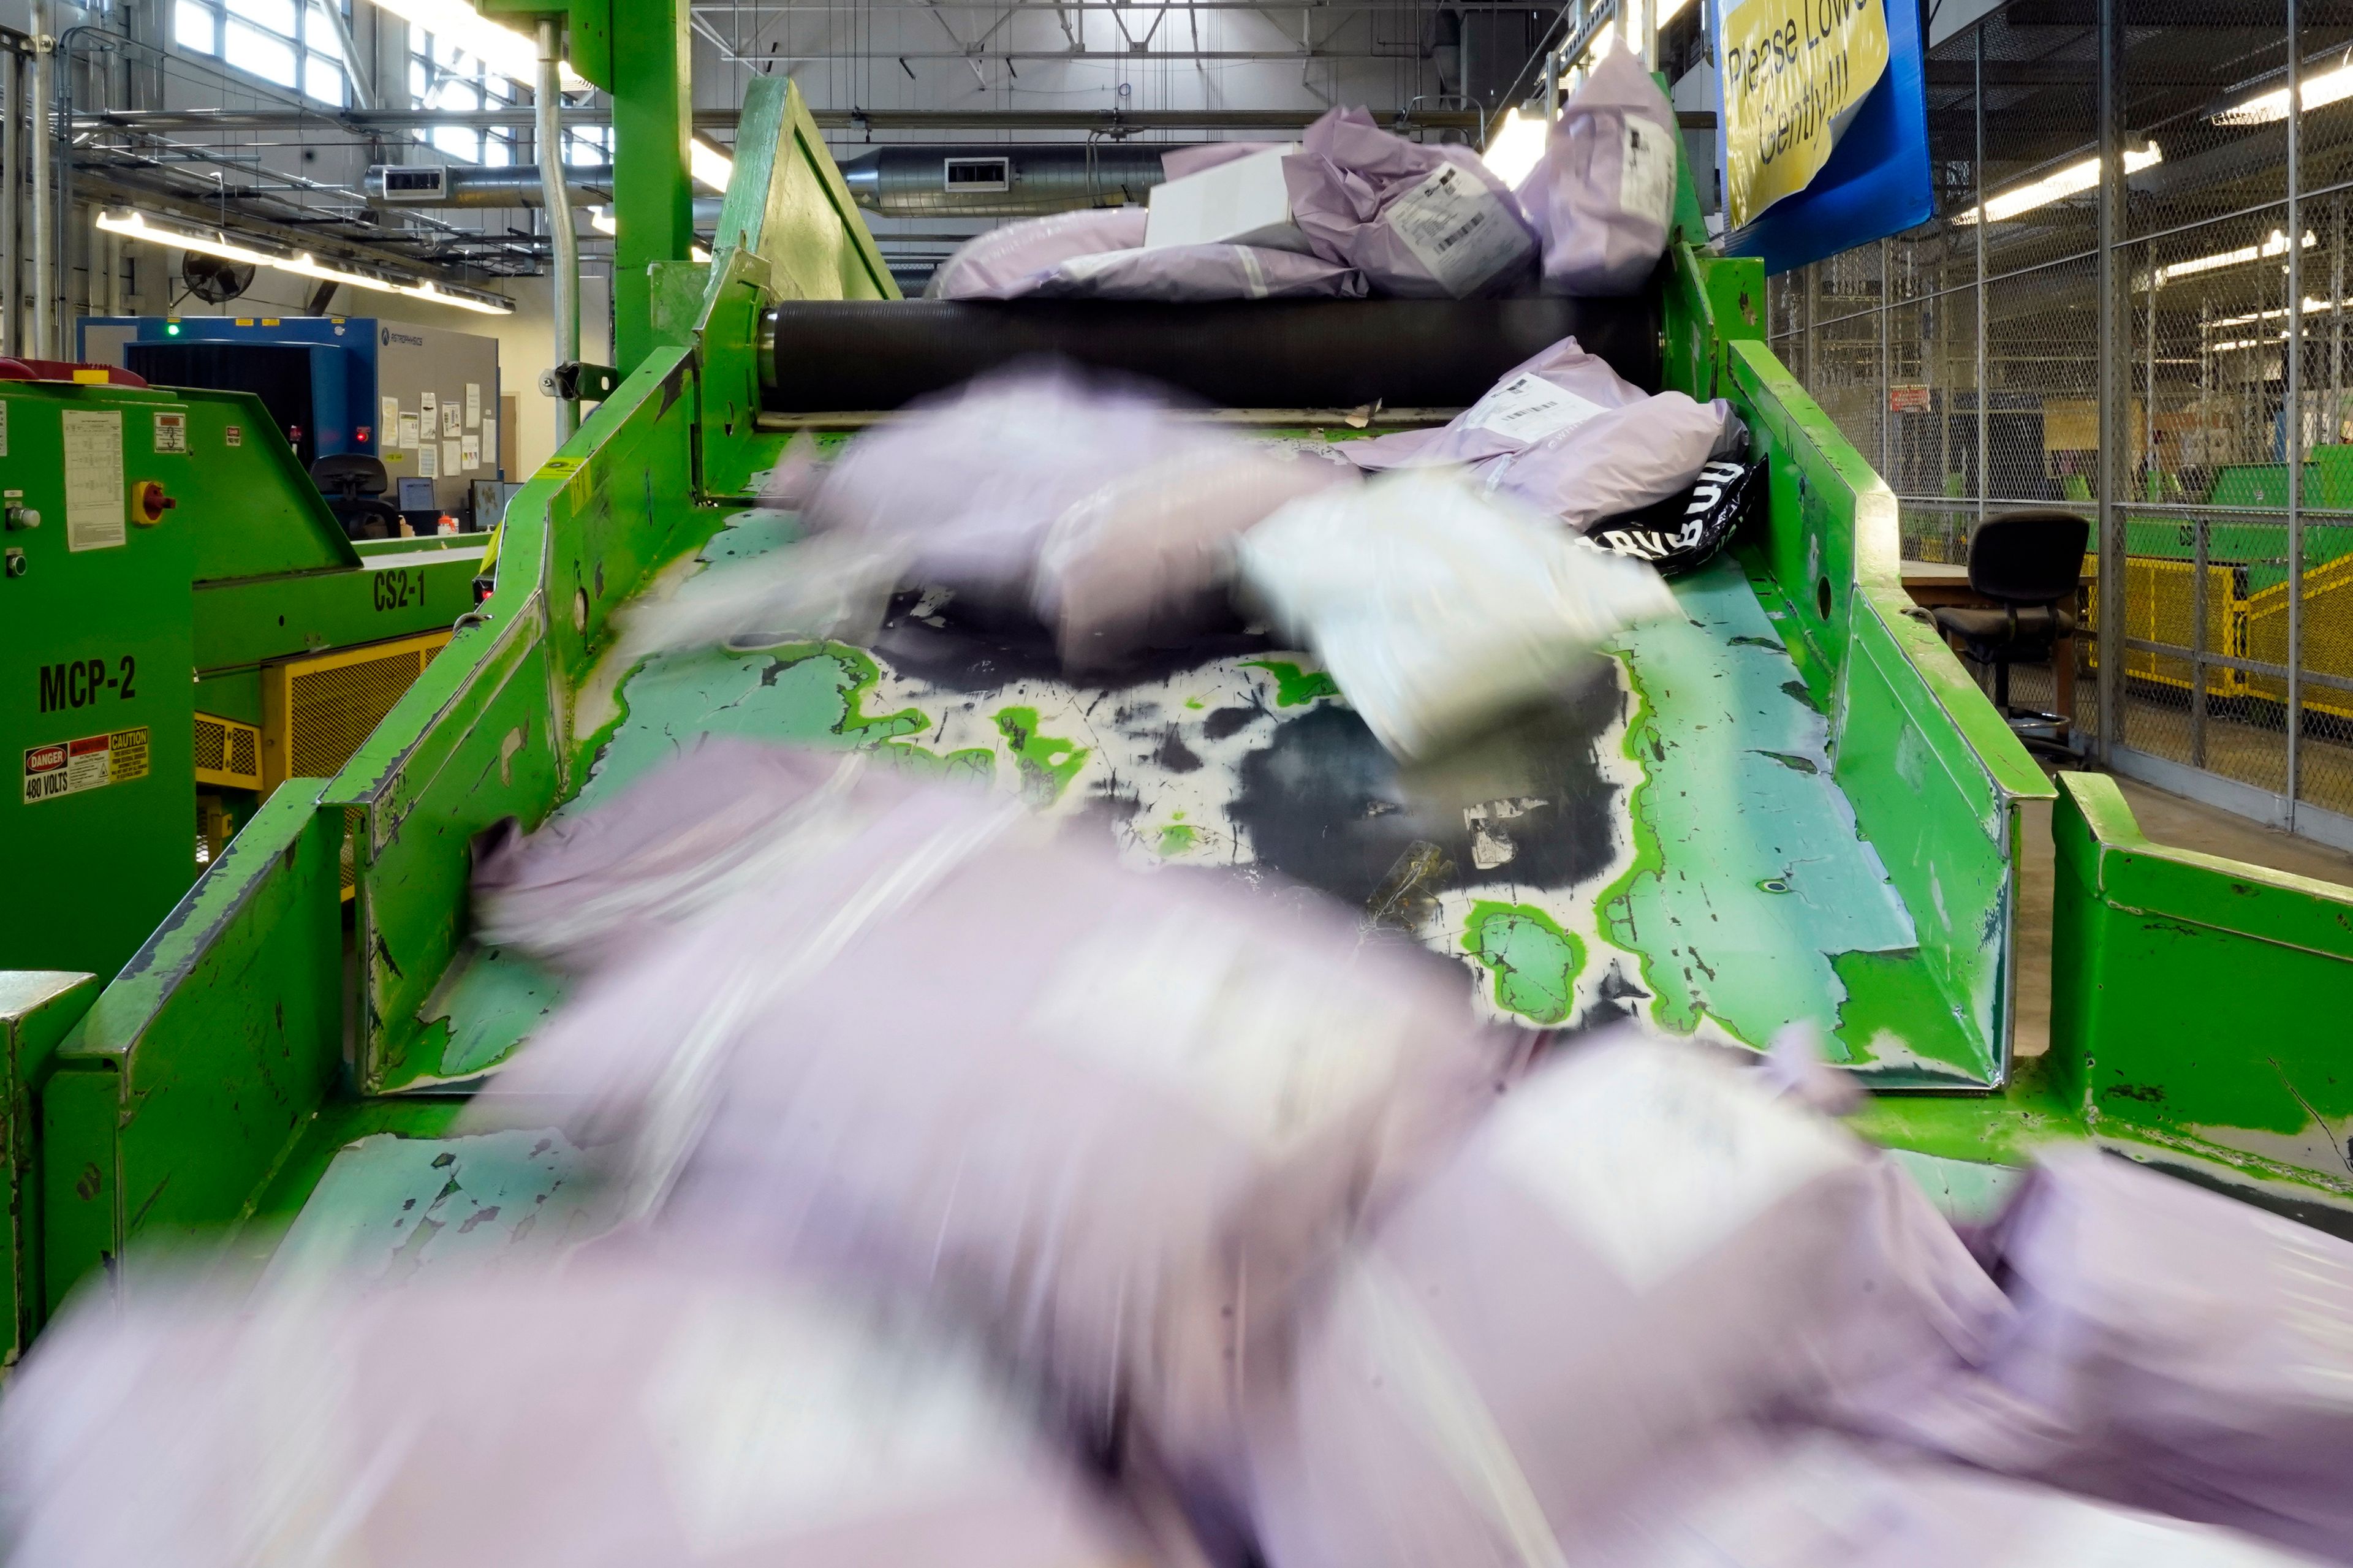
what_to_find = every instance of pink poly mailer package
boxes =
[1339,336,1743,533]
[1568,1426,2328,1568]
[472,738,928,975]
[1847,1146,2353,1565]
[926,207,1149,299]
[474,769,1528,1517]
[0,1255,1157,1568]
[1283,107,1536,299]
[1517,47,1681,297]
[1242,1034,2013,1568]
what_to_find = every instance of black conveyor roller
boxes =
[757,296,1662,414]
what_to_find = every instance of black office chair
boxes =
[310,453,403,541]
[1931,509,2090,749]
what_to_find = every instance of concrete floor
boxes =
[2009,768,2353,1058]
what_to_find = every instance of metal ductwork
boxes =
[835,143,1202,218]
[366,163,616,207]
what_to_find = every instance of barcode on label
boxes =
[1385,164,1533,298]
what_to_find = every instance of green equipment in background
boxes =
[0,376,480,987]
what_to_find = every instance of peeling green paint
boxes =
[993,705,1089,803]
[1464,901,1585,1025]
[1158,824,1199,856]
[1243,659,1339,708]
[1594,556,1944,1071]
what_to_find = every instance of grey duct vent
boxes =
[835,143,1200,218]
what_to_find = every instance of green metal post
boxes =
[609,0,692,377]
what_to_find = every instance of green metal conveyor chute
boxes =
[21,73,2351,1335]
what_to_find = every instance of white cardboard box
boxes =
[1143,145,1313,252]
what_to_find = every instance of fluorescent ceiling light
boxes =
[2213,335,2283,352]
[1952,143,2161,225]
[2213,55,2353,126]
[1482,108,1549,187]
[2207,294,2353,328]
[2154,228,2314,287]
[97,209,513,316]
[691,139,734,194]
[369,0,586,89]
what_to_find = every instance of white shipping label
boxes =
[442,437,462,477]
[464,382,481,428]
[1620,117,1678,229]
[397,413,420,448]
[442,403,461,437]
[1489,1043,1857,1293]
[61,409,125,552]
[1463,372,1609,444]
[151,411,187,454]
[381,395,400,442]
[417,442,438,478]
[1384,164,1534,298]
[225,425,243,448]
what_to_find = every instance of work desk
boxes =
[1899,562,2093,740]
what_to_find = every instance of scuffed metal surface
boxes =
[264,1129,611,1287]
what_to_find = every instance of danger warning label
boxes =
[23,725,150,805]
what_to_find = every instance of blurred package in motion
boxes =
[1234,468,1678,757]
[0,1254,1154,1568]
[472,741,922,975]
[469,751,1527,1540]
[631,366,1352,670]
[1242,1032,2015,1567]
[1565,1426,2326,1568]
[1847,1146,2353,1565]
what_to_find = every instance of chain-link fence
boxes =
[1767,0,2353,842]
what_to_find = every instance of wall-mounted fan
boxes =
[181,250,255,305]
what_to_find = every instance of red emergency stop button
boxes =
[132,480,176,525]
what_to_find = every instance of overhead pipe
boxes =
[3,48,18,357]
[368,162,615,207]
[834,143,1197,218]
[536,18,578,445]
[30,0,50,359]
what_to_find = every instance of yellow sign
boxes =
[1721,0,1889,229]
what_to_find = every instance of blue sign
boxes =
[1719,0,1934,274]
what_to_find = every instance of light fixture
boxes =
[2213,335,2285,352]
[367,0,587,88]
[2207,294,2353,329]
[1952,143,2161,225]
[2213,54,2353,126]
[97,209,513,316]
[691,138,735,194]
[1482,107,1550,186]
[2154,228,2314,287]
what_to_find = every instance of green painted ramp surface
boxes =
[401,509,1989,1090]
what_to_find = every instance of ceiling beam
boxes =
[76,105,1494,134]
